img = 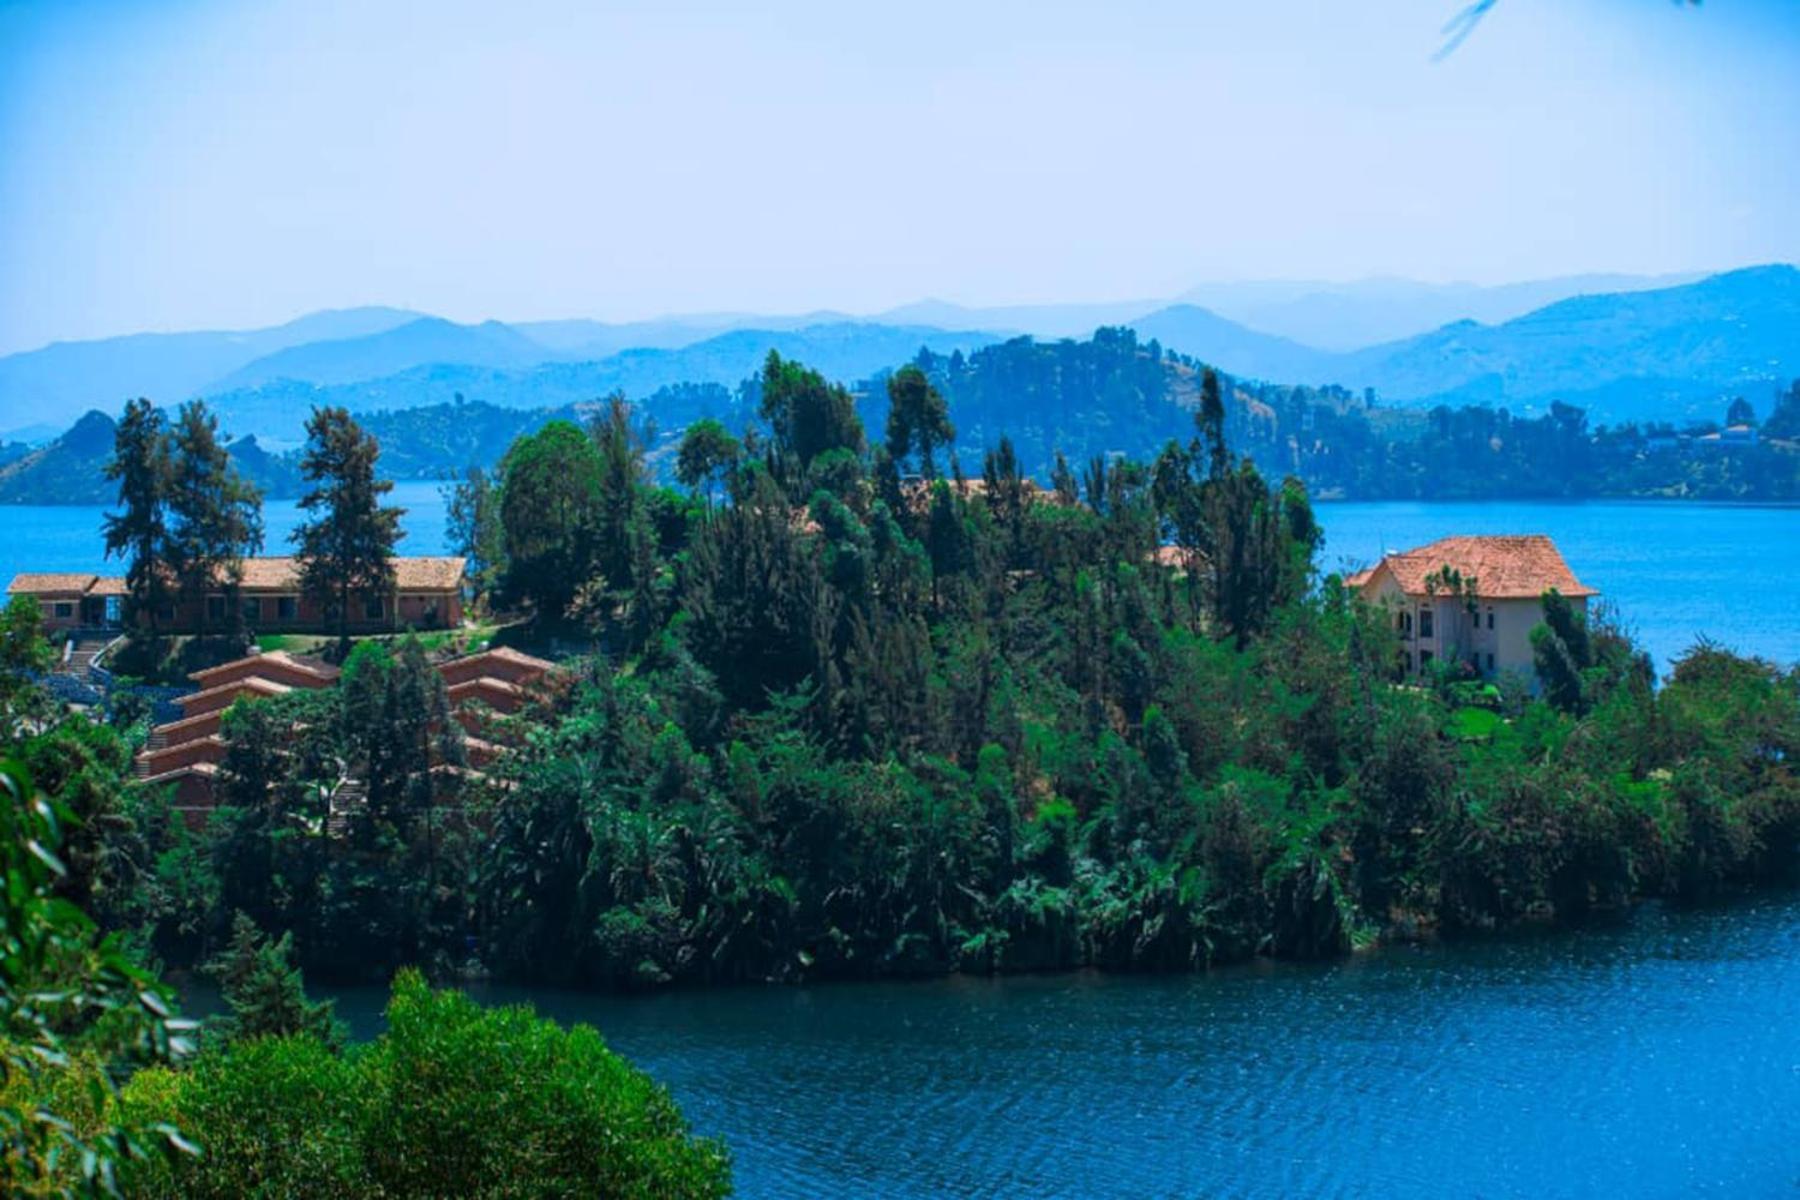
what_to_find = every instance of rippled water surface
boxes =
[322,894,1800,1199]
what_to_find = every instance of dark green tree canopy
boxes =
[498,419,604,622]
[757,350,865,476]
[292,406,403,642]
[103,398,175,633]
[884,364,955,479]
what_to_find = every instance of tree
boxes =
[0,594,53,740]
[103,398,173,637]
[292,407,403,645]
[120,972,730,1198]
[498,420,604,623]
[444,465,505,603]
[167,401,263,643]
[675,418,743,508]
[589,393,649,593]
[1530,589,1592,713]
[1,757,197,1197]
[1725,395,1757,427]
[757,350,864,476]
[1198,367,1229,479]
[204,911,342,1048]
[885,365,954,479]
[1763,380,1800,440]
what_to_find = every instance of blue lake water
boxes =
[315,892,1800,1199]
[3,493,1793,673]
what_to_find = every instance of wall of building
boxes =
[1362,574,1586,687]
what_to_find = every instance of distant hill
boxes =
[0,410,120,503]
[1176,272,1704,351]
[0,307,423,430]
[0,410,304,505]
[1123,305,1333,385]
[202,322,1003,439]
[1324,265,1800,423]
[206,317,551,391]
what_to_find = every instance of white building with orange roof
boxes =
[1346,535,1598,684]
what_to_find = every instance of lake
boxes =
[2,493,1793,673]
[313,892,1800,1199]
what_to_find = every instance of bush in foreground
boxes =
[122,970,731,1199]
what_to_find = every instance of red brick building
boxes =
[8,555,467,635]
[134,645,556,826]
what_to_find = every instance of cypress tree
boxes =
[293,407,403,646]
[168,400,263,643]
[103,398,174,637]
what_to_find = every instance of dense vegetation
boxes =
[47,347,1794,994]
[0,698,728,1198]
[4,342,1797,1193]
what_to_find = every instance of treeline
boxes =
[900,332,1800,500]
[9,331,1797,507]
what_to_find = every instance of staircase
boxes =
[57,630,113,678]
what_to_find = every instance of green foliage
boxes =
[498,419,604,622]
[293,406,404,644]
[102,398,175,636]
[885,364,955,478]
[758,349,866,478]
[444,464,505,601]
[204,912,344,1049]
[167,400,264,641]
[1,594,54,739]
[122,972,731,1199]
[0,757,197,1198]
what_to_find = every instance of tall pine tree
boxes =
[293,406,403,645]
[168,400,263,642]
[103,398,173,637]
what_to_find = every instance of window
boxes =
[1397,611,1412,636]
[1404,651,1414,672]
[206,595,225,621]
[1420,650,1434,669]
[363,595,386,620]
[1418,607,1434,639]
[277,596,298,621]
[52,602,73,619]
[243,597,262,623]
[1486,609,1495,631]
[1485,653,1495,672]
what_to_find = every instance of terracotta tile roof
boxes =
[1343,567,1374,589]
[447,676,526,699]
[1359,535,1597,600]
[179,676,293,710]
[1150,545,1203,571]
[226,556,466,592]
[88,576,130,596]
[8,573,99,595]
[139,760,219,786]
[444,646,556,673]
[189,650,341,686]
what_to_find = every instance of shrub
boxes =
[123,971,730,1199]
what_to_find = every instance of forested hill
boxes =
[6,329,1798,504]
[898,330,1800,501]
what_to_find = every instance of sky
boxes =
[1,0,1797,354]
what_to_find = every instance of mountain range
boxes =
[0,266,1794,443]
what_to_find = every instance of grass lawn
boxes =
[252,621,503,659]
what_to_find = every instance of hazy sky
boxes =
[2,0,1797,354]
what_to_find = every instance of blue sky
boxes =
[1,0,1796,354]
